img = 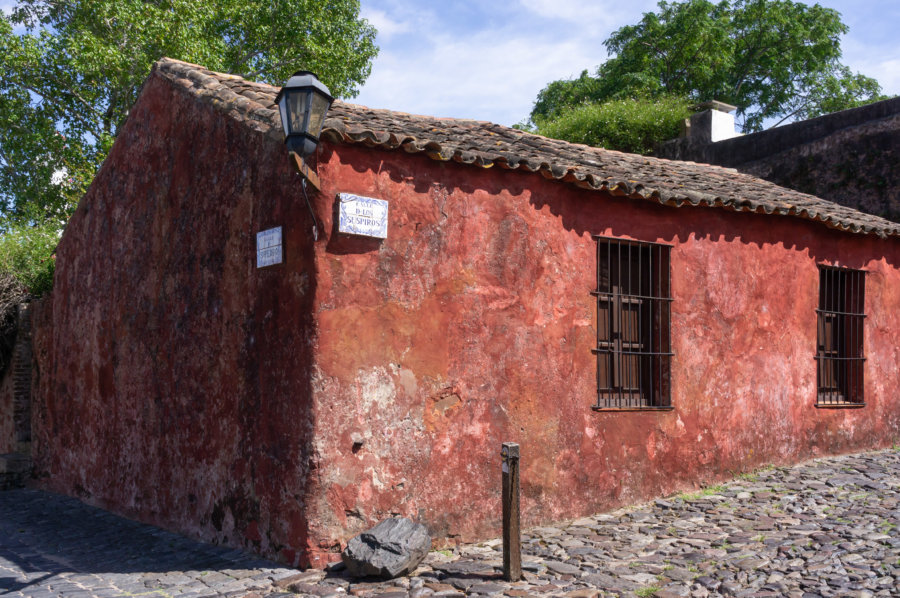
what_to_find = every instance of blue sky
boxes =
[355,0,900,127]
[2,0,895,129]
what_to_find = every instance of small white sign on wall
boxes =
[256,227,283,268]
[338,193,388,239]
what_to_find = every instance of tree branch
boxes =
[13,78,104,138]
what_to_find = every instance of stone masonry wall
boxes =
[657,97,900,221]
[0,348,14,455]
[0,303,33,455]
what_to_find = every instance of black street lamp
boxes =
[275,70,334,158]
[275,70,333,239]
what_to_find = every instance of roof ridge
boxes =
[150,57,900,239]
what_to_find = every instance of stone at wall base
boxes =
[0,453,31,490]
[341,517,432,579]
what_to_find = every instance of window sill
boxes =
[815,403,865,409]
[591,406,675,412]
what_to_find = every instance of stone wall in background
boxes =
[0,304,32,455]
[657,97,900,221]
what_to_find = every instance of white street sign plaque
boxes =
[338,193,388,239]
[256,227,283,268]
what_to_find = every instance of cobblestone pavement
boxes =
[2,449,900,598]
[0,489,300,598]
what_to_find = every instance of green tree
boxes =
[531,69,603,123]
[531,0,886,138]
[537,96,692,155]
[0,0,377,228]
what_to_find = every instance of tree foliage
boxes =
[530,0,886,138]
[0,221,57,297]
[0,221,57,371]
[0,0,378,228]
[536,96,692,155]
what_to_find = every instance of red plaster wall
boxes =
[31,71,900,568]
[31,75,323,566]
[304,142,900,562]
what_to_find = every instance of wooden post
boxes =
[290,151,321,191]
[501,442,521,581]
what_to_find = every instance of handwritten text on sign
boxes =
[338,193,388,239]
[256,227,283,268]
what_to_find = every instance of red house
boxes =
[28,59,900,567]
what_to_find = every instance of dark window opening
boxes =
[816,266,866,407]
[592,237,673,410]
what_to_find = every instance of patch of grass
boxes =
[752,534,766,542]
[437,549,453,557]
[636,586,660,598]
[677,484,726,501]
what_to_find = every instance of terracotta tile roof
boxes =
[153,58,900,239]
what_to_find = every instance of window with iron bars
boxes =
[592,237,673,410]
[816,265,866,408]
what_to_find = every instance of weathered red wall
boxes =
[304,142,900,563]
[31,75,323,566]
[31,71,900,568]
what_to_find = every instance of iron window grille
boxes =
[592,236,673,410]
[816,265,866,408]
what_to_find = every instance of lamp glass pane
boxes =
[286,90,310,135]
[306,93,331,138]
[277,95,290,136]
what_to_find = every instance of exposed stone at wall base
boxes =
[0,453,32,490]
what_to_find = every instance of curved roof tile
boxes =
[152,58,900,239]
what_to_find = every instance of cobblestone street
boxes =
[2,449,900,598]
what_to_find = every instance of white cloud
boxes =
[354,1,648,125]
[361,7,412,41]
[356,30,599,125]
[355,0,899,127]
[518,0,656,29]
[858,58,900,96]
[840,35,900,97]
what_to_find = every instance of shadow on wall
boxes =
[326,143,899,271]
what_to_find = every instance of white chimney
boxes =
[684,101,740,143]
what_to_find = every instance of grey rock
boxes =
[342,518,432,579]
[468,582,506,594]
[545,561,581,575]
